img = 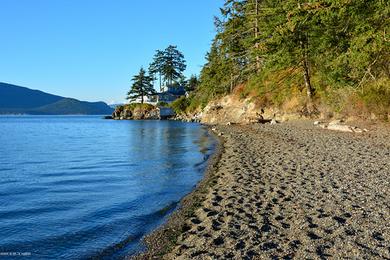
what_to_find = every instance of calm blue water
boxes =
[0,116,216,259]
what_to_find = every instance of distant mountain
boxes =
[0,82,113,115]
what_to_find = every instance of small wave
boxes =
[0,204,74,220]
[67,165,99,170]
[134,201,179,220]
[43,177,120,187]
[86,232,144,259]
[17,161,48,166]
[0,168,14,171]
[86,201,179,259]
[0,186,47,196]
[155,201,178,216]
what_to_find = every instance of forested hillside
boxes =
[0,82,113,115]
[187,0,389,119]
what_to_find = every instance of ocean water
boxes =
[0,116,216,259]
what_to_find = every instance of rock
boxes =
[352,127,363,133]
[319,120,365,134]
[113,109,122,118]
[259,119,272,124]
[210,105,223,111]
[370,113,377,120]
[329,119,344,126]
[123,109,132,118]
[256,112,264,120]
[327,124,354,133]
[158,107,175,119]
[146,109,160,120]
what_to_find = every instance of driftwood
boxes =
[314,120,368,133]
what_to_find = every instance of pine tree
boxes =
[127,68,156,104]
[191,0,390,114]
[186,75,199,92]
[148,50,165,91]
[161,45,187,86]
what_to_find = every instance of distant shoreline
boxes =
[0,114,112,116]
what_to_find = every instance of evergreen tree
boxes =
[161,45,187,86]
[148,50,165,91]
[186,75,199,92]
[187,0,389,115]
[257,1,319,100]
[127,68,156,104]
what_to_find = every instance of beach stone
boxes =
[155,121,390,260]
[329,119,344,126]
[327,124,354,132]
[352,127,363,133]
[213,237,224,246]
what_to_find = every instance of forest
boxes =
[184,0,389,119]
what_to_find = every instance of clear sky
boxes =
[0,0,223,104]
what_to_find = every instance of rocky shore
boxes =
[111,104,176,120]
[134,120,389,259]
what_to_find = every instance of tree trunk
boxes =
[300,32,314,114]
[159,73,162,92]
[254,0,260,71]
[300,33,313,100]
[303,56,313,99]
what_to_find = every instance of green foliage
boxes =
[189,0,390,118]
[157,101,169,107]
[162,45,187,85]
[170,96,190,114]
[127,68,155,104]
[120,103,155,112]
[185,75,199,92]
[148,50,165,89]
[149,45,187,87]
[360,78,390,119]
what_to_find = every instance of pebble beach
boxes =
[136,120,390,259]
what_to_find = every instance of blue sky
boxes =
[0,0,223,103]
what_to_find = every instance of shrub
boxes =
[170,96,190,114]
[122,103,155,111]
[360,78,390,120]
[157,101,169,107]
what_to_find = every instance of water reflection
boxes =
[0,117,216,259]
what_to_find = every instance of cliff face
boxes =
[187,94,302,125]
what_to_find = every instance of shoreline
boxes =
[131,120,390,259]
[130,126,225,259]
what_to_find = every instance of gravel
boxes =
[166,121,390,259]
